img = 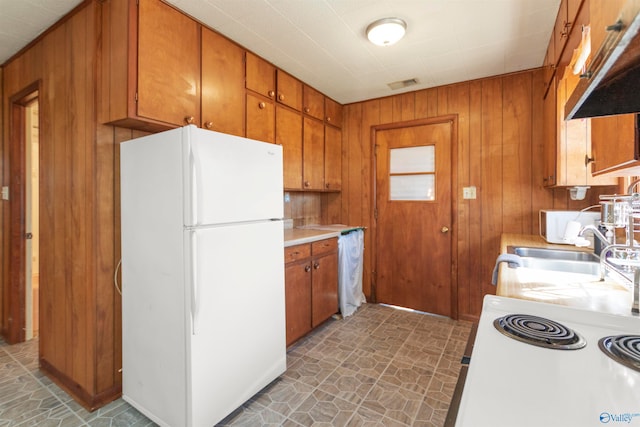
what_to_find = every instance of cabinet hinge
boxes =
[135,92,138,103]
[374,208,378,220]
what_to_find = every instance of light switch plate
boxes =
[1,186,8,201]
[463,186,476,199]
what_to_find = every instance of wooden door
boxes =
[303,85,324,120]
[310,239,338,327]
[303,117,324,190]
[285,260,312,346]
[324,125,341,191]
[246,92,275,144]
[201,28,244,136]
[246,52,275,99]
[276,70,302,111]
[276,106,303,189]
[137,0,200,126]
[375,118,454,317]
[591,114,639,175]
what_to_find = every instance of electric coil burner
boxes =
[493,313,586,350]
[599,335,640,373]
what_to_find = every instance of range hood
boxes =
[565,0,640,119]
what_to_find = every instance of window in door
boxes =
[388,145,435,201]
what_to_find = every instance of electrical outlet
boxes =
[463,186,476,200]
[1,186,8,201]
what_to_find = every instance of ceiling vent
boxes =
[387,78,418,90]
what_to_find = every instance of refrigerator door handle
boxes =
[190,230,199,335]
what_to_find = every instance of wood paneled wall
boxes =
[1,1,125,409]
[341,69,619,320]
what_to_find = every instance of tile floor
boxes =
[0,304,472,426]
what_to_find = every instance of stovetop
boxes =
[456,296,640,427]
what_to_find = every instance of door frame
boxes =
[370,115,459,319]
[4,81,40,344]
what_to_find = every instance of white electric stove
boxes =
[456,295,640,427]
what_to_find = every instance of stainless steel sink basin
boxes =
[518,257,601,275]
[507,246,599,262]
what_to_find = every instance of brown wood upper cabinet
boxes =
[303,85,324,120]
[591,114,640,175]
[325,97,343,128]
[553,0,584,73]
[201,28,245,136]
[303,117,325,190]
[101,0,244,134]
[103,0,200,131]
[276,71,302,111]
[246,52,276,100]
[276,106,303,188]
[324,126,342,190]
[246,92,275,144]
[552,73,617,187]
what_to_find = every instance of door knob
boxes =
[441,226,449,233]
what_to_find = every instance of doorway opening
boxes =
[5,84,40,344]
[25,99,40,340]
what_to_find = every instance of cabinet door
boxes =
[276,70,302,111]
[324,125,342,191]
[303,85,324,120]
[246,51,275,100]
[246,92,275,144]
[276,106,303,189]
[543,79,557,187]
[324,98,343,128]
[137,0,200,127]
[591,114,639,175]
[311,251,338,328]
[285,261,312,346]
[553,0,569,69]
[303,117,325,190]
[201,28,244,136]
[589,0,627,63]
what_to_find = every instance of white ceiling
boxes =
[1,0,561,104]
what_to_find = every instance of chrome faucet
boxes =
[577,224,610,248]
[627,178,640,194]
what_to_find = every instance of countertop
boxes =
[497,233,633,316]
[283,224,363,247]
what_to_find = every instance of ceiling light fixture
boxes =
[366,18,406,46]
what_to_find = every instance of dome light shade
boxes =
[366,18,406,46]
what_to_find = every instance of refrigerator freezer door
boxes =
[183,126,284,227]
[186,220,286,426]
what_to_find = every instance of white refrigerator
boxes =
[120,125,286,427]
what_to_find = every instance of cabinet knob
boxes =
[184,116,195,124]
[304,107,310,113]
[585,155,595,167]
[325,183,330,189]
[278,93,285,101]
[313,262,320,270]
[204,121,213,129]
[304,265,311,273]
[441,226,450,233]
[258,102,266,109]
[268,90,275,98]
[304,181,310,188]
[326,116,332,122]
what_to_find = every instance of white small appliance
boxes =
[455,295,640,427]
[539,209,600,244]
[120,125,286,427]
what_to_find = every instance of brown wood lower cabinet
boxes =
[284,238,338,346]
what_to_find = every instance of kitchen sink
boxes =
[507,246,599,262]
[518,257,601,275]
